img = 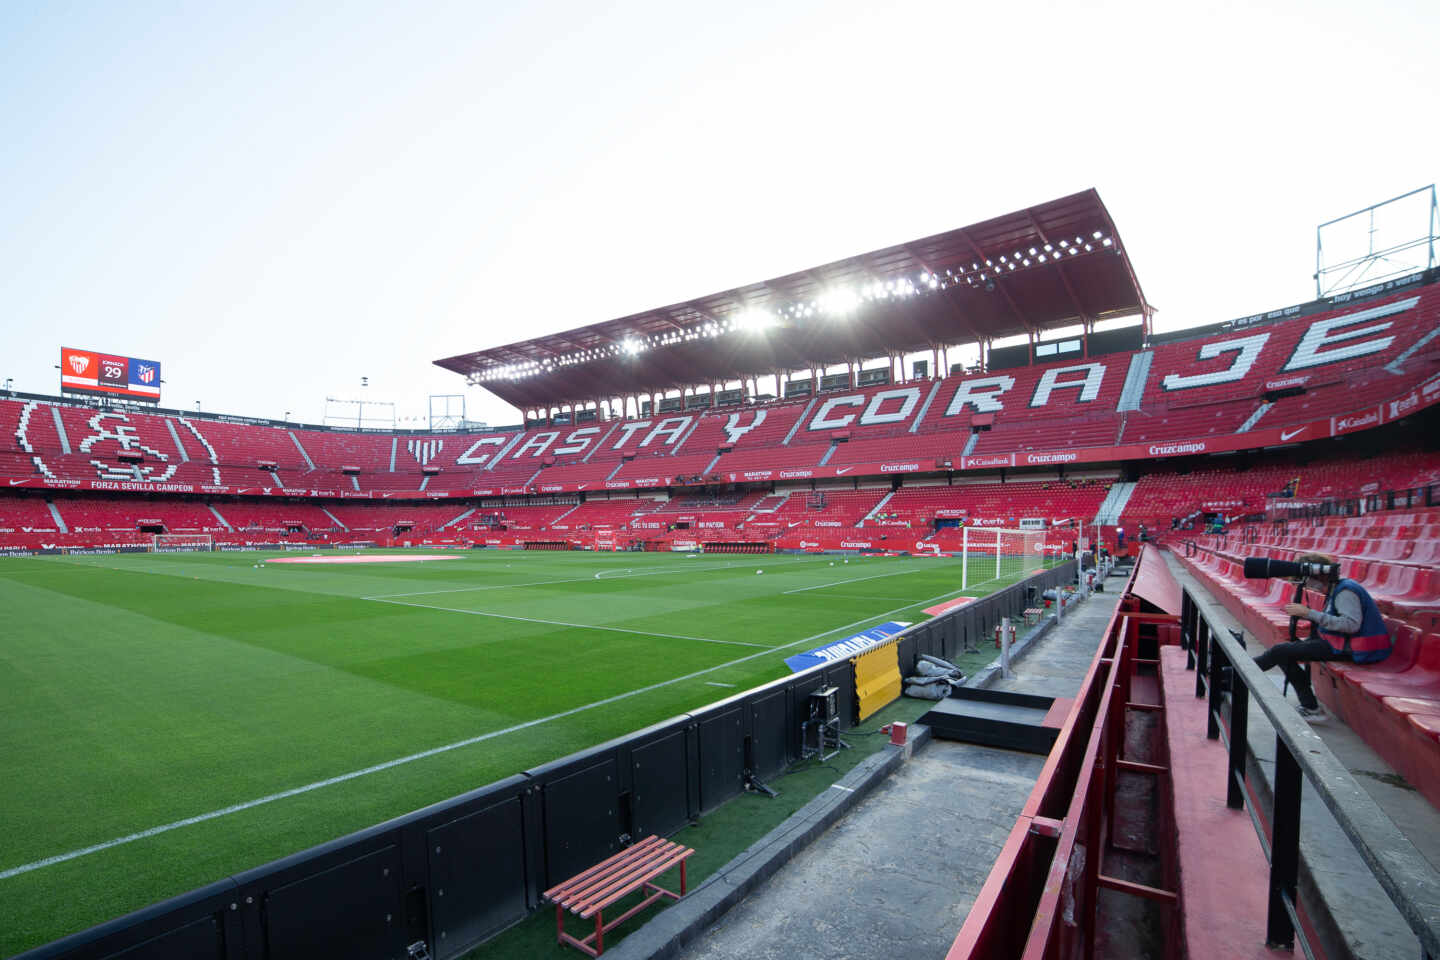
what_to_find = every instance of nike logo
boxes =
[1280,427,1306,442]
[835,467,853,475]
[8,479,26,486]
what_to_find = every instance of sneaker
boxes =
[1296,704,1329,725]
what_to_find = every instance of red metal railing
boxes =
[945,552,1181,960]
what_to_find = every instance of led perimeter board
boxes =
[60,347,162,403]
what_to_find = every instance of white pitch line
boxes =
[782,566,936,595]
[364,556,825,600]
[369,598,770,648]
[0,573,1008,881]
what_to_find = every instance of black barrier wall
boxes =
[17,561,1076,960]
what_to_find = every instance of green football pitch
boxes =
[0,548,1050,956]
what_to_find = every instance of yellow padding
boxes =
[853,640,902,722]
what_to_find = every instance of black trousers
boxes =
[1254,638,1347,709]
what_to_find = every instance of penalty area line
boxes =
[0,573,1008,882]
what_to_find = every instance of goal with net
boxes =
[152,533,214,553]
[958,527,1066,589]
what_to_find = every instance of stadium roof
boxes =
[436,189,1150,410]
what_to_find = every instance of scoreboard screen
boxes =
[60,347,162,403]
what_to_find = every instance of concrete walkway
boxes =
[653,574,1124,960]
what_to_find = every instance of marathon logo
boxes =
[1147,441,1207,456]
[1023,452,1078,464]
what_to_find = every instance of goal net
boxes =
[958,527,1065,590]
[152,533,214,553]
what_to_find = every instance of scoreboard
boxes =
[60,347,162,403]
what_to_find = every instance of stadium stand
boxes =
[323,502,472,534]
[1175,512,1440,808]
[880,477,1113,526]
[0,495,62,534]
[3,275,1437,503]
[52,496,225,533]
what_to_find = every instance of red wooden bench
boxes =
[543,835,694,956]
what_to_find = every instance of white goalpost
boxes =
[959,527,1061,589]
[152,533,214,553]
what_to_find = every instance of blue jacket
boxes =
[1319,579,1391,664]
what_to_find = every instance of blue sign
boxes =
[784,621,911,673]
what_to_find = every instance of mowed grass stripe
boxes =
[0,550,1041,956]
[0,564,1004,883]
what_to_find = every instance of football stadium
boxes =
[3,180,1439,960]
[5,6,1440,957]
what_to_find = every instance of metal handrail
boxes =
[1181,586,1440,957]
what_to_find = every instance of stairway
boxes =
[1237,402,1272,433]
[289,432,317,471]
[1117,351,1153,412]
[208,505,233,531]
[1094,481,1137,525]
[46,500,68,534]
[783,398,816,445]
[439,507,476,530]
[862,490,896,525]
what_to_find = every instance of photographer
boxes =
[1251,553,1391,723]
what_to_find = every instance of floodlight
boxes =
[817,287,860,317]
[736,308,775,332]
[622,338,643,356]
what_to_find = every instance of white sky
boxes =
[2,0,1436,428]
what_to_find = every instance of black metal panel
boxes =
[895,633,917,676]
[426,795,529,959]
[748,688,790,779]
[631,728,692,839]
[789,673,824,749]
[11,880,239,960]
[538,757,622,887]
[696,707,745,812]
[916,621,941,660]
[822,665,857,730]
[919,689,1062,754]
[103,917,223,959]
[939,615,958,659]
[262,845,406,960]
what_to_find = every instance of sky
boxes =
[2,0,1436,429]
